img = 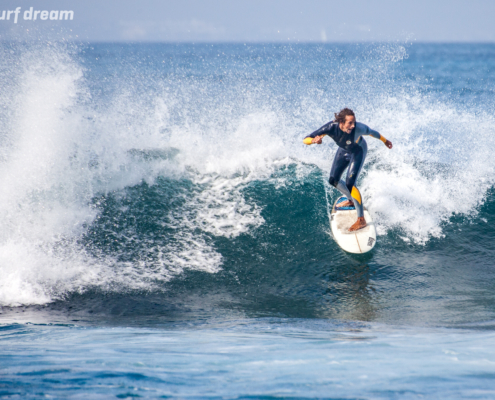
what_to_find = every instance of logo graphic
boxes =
[346,140,351,145]
[367,237,375,247]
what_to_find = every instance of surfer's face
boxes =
[339,115,356,134]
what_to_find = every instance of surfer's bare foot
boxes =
[338,199,354,207]
[349,217,367,232]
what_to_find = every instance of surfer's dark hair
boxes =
[334,108,355,124]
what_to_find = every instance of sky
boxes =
[1,0,495,42]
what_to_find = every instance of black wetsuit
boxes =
[304,121,384,218]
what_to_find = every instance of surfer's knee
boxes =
[329,176,338,188]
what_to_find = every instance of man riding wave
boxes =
[303,108,393,232]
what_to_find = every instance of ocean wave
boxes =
[0,41,494,308]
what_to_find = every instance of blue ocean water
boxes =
[1,42,495,398]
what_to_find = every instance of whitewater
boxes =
[1,41,495,398]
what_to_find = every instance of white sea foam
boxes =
[0,45,277,306]
[0,46,101,305]
[357,97,495,243]
[166,112,284,239]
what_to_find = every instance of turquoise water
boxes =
[1,42,495,398]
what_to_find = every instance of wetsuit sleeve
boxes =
[365,127,388,143]
[303,122,334,145]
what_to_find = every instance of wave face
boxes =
[1,42,495,327]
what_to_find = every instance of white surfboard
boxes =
[330,196,377,254]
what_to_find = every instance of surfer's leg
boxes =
[346,141,367,221]
[329,148,352,202]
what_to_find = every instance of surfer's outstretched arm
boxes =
[303,122,334,145]
[363,127,393,149]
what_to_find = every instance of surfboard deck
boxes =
[330,196,377,254]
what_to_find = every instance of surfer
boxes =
[303,108,392,231]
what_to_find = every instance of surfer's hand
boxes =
[385,140,393,149]
[312,135,323,144]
